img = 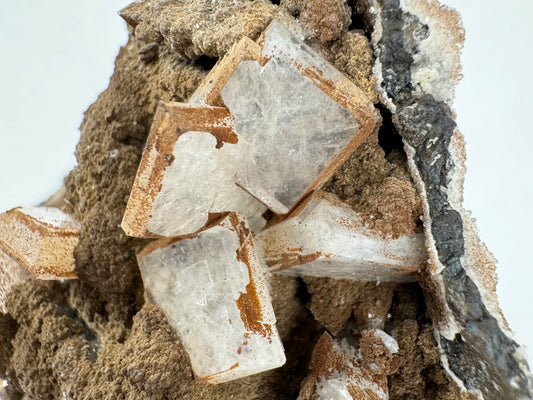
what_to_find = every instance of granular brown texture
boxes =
[386,284,458,400]
[325,128,422,238]
[329,30,379,103]
[120,0,276,59]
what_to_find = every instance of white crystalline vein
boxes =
[147,131,266,236]
[221,57,358,214]
[138,224,285,382]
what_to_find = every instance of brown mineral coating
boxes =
[303,277,396,333]
[299,329,400,400]
[0,1,450,399]
[328,30,379,103]
[386,284,459,400]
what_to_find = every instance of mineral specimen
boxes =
[122,19,378,237]
[361,0,533,398]
[137,212,285,383]
[298,329,400,400]
[257,191,426,282]
[0,207,79,313]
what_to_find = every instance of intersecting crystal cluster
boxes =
[0,207,80,313]
[122,19,423,385]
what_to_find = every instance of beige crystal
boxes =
[0,207,80,312]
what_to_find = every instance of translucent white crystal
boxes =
[147,131,267,237]
[256,192,426,281]
[18,206,81,230]
[138,213,285,383]
[221,57,358,214]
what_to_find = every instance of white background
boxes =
[0,1,531,367]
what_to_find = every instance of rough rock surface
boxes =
[0,0,530,399]
[361,0,532,398]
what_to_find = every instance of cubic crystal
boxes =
[137,212,285,383]
[0,207,80,312]
[256,191,426,282]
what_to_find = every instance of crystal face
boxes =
[0,206,79,313]
[256,191,426,282]
[138,213,285,383]
[221,57,358,214]
[147,131,266,236]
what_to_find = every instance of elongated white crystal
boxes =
[147,131,266,236]
[256,192,426,282]
[138,213,285,383]
[221,50,359,214]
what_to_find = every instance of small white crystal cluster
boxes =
[0,206,80,313]
[302,330,398,400]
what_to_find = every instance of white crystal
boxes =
[138,213,285,383]
[372,329,399,354]
[221,56,358,214]
[256,192,426,282]
[147,131,266,236]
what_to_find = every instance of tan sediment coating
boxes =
[298,330,400,400]
[0,207,79,279]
